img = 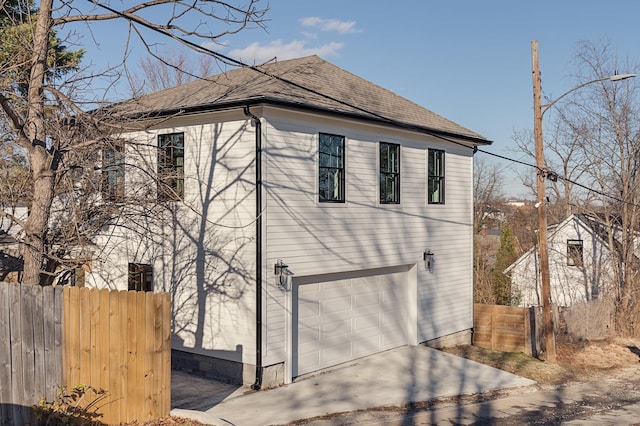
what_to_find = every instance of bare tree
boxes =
[562,40,640,335]
[513,119,591,224]
[131,48,216,94]
[473,156,504,233]
[0,0,267,285]
[515,40,640,335]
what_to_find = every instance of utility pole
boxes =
[531,40,557,363]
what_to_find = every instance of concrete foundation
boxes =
[423,329,472,349]
[171,349,285,388]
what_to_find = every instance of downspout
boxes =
[244,105,263,390]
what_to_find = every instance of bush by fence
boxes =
[0,283,171,425]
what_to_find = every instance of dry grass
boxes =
[441,334,640,385]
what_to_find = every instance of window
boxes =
[102,140,124,200]
[380,142,400,204]
[567,239,584,267]
[428,149,445,204]
[158,132,184,201]
[128,263,153,291]
[318,133,345,202]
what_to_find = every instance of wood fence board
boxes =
[89,289,100,401]
[0,284,11,422]
[96,288,110,423]
[136,291,147,421]
[161,293,171,416]
[153,294,163,418]
[65,286,81,387]
[2,285,170,425]
[143,292,155,420]
[79,288,92,387]
[21,285,36,405]
[117,290,129,422]
[33,286,46,404]
[126,290,140,422]
[43,286,57,401]
[474,304,535,356]
[9,284,25,423]
[107,289,122,425]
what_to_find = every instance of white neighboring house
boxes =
[0,205,28,256]
[505,214,616,308]
[84,55,491,386]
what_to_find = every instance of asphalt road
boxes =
[290,367,640,425]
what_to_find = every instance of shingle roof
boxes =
[119,55,490,144]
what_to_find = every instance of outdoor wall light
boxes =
[274,259,289,290]
[423,249,434,272]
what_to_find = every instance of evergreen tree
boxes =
[493,224,518,305]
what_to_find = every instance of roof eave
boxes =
[129,96,493,146]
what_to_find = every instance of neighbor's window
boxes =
[380,142,400,204]
[128,263,153,292]
[567,239,584,267]
[158,132,184,201]
[102,140,124,201]
[428,149,445,204]
[318,133,345,203]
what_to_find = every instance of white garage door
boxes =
[293,268,408,377]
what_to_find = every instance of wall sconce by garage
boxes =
[423,249,434,272]
[274,259,289,290]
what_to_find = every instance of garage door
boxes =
[293,268,408,377]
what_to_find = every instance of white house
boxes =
[506,214,616,308]
[84,55,491,386]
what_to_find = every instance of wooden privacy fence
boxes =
[0,283,63,425]
[0,283,171,425]
[473,304,540,356]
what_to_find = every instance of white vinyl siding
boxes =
[89,112,258,365]
[510,216,614,307]
[262,109,474,365]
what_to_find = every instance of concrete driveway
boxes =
[171,344,536,425]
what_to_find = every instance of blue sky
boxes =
[71,0,640,198]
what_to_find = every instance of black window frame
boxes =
[318,133,345,203]
[567,239,584,267]
[128,263,153,292]
[102,140,125,201]
[157,132,185,201]
[379,142,400,204]
[428,149,445,204]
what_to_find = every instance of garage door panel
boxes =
[321,318,352,337]
[298,351,322,371]
[298,326,320,345]
[354,292,380,308]
[322,296,352,313]
[294,268,408,377]
[320,278,351,291]
[298,301,320,319]
[354,336,380,356]
[354,313,379,332]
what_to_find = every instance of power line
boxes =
[85,1,640,209]
[85,0,484,152]
[477,148,640,208]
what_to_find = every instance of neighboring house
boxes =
[506,214,616,308]
[84,55,491,386]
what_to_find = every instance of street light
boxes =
[531,40,635,363]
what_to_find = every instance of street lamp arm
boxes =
[541,74,636,116]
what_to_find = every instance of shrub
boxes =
[33,384,108,425]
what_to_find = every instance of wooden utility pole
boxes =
[531,40,557,363]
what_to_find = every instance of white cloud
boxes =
[299,17,359,34]
[227,40,344,64]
